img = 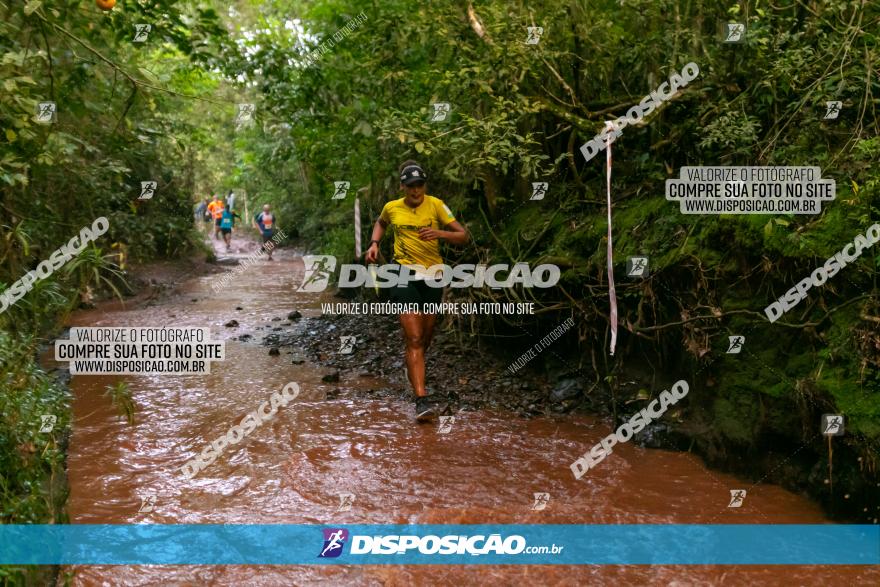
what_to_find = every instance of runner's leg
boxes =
[422,313,437,353]
[399,313,427,397]
[262,235,273,259]
[419,281,441,353]
[420,312,437,395]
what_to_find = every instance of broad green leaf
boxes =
[353,120,372,136]
[24,1,42,16]
[138,67,160,83]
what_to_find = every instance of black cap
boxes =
[400,164,427,186]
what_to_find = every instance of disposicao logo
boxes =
[297,255,560,292]
[299,255,338,292]
[315,529,566,558]
[319,528,349,558]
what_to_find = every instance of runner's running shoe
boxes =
[415,396,434,421]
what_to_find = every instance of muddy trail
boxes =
[51,231,879,586]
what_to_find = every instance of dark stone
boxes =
[268,348,280,356]
[238,334,252,341]
[288,311,302,321]
[225,320,239,328]
[550,378,581,402]
[322,372,340,383]
[235,306,243,311]
[272,317,282,321]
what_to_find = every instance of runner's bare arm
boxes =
[365,219,387,262]
[418,220,468,245]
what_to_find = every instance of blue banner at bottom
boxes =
[1,525,878,565]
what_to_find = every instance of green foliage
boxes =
[0,0,232,547]
[63,247,126,301]
[104,381,136,426]
[699,110,762,155]
[712,394,761,444]
[0,332,69,525]
[0,1,224,287]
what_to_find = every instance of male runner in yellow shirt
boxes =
[365,161,469,420]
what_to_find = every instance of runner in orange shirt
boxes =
[206,195,225,241]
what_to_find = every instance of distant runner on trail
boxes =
[195,198,207,225]
[207,195,225,240]
[253,204,277,260]
[219,207,241,252]
[365,160,468,421]
[226,190,236,212]
[201,198,212,232]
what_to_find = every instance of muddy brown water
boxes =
[51,233,878,586]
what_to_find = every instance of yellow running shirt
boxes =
[379,195,456,274]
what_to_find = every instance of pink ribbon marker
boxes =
[605,121,618,356]
[354,197,362,258]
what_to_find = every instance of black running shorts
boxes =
[389,276,443,313]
